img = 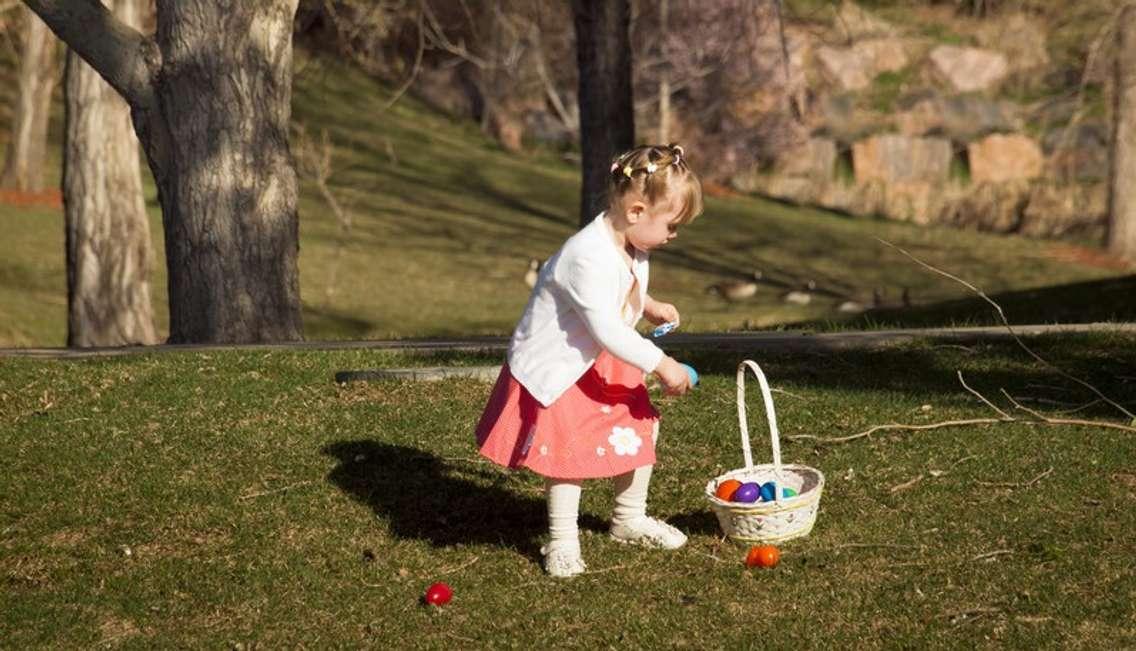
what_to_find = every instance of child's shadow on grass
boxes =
[321,440,607,560]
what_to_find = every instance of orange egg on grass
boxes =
[745,545,780,569]
[715,479,743,501]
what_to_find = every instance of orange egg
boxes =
[745,545,780,569]
[715,479,743,501]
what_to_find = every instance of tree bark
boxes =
[1,6,58,192]
[572,0,634,228]
[1109,4,1136,261]
[657,0,670,145]
[64,0,157,347]
[24,0,304,343]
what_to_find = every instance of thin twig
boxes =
[889,474,924,493]
[970,549,1014,561]
[1001,390,1136,433]
[828,543,921,551]
[878,238,1135,421]
[1053,399,1103,415]
[237,480,313,501]
[785,418,1003,444]
[384,6,426,109]
[438,556,481,575]
[691,549,725,563]
[771,387,807,400]
[977,467,1054,489]
[950,454,977,469]
[947,606,1003,626]
[958,371,1013,420]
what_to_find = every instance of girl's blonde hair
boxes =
[608,144,703,226]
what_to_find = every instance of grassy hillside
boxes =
[0,49,1132,347]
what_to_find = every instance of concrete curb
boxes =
[2,323,1133,359]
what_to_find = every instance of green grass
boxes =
[1,50,1131,347]
[865,68,915,114]
[2,334,1135,646]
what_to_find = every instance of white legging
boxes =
[544,464,653,550]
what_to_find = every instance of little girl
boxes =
[475,144,703,577]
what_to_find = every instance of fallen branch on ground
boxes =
[786,373,1136,445]
[877,238,1134,421]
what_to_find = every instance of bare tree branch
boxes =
[21,0,157,110]
[787,371,1136,445]
[877,238,1136,421]
[958,371,1013,420]
[420,0,489,69]
[384,4,424,109]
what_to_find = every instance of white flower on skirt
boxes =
[608,426,642,456]
[539,444,549,456]
[600,405,613,414]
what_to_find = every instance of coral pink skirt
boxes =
[475,351,660,480]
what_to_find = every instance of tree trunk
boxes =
[64,0,157,347]
[1,6,58,192]
[657,0,670,144]
[1109,5,1136,261]
[572,0,634,228]
[149,1,303,343]
[24,0,304,343]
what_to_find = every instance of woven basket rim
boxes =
[705,464,826,510]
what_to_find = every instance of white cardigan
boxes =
[508,213,665,407]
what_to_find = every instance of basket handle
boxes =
[736,360,783,479]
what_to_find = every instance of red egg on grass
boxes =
[745,545,780,569]
[424,581,453,606]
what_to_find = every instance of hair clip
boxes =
[610,162,620,173]
[646,162,658,174]
[623,165,634,178]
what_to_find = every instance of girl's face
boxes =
[624,192,684,252]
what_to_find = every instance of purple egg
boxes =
[732,482,761,503]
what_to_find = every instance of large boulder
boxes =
[775,137,838,177]
[1043,124,1110,183]
[976,13,1049,74]
[810,93,888,142]
[967,134,1043,183]
[940,182,1031,232]
[928,45,1009,92]
[881,181,938,224]
[853,135,952,184]
[896,93,1021,141]
[816,39,909,91]
[834,0,897,41]
[1021,182,1108,238]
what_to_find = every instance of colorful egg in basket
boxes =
[705,360,825,545]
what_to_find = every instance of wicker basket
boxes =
[704,360,825,545]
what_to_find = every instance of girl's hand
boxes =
[653,356,692,396]
[644,297,680,326]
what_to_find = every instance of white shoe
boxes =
[610,516,687,549]
[541,542,587,578]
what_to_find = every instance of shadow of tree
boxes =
[301,303,375,339]
[321,440,607,560]
[672,337,1136,423]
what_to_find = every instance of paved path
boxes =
[2,323,1132,360]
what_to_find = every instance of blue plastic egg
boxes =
[680,363,699,387]
[782,487,798,498]
[759,481,777,502]
[732,482,761,503]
